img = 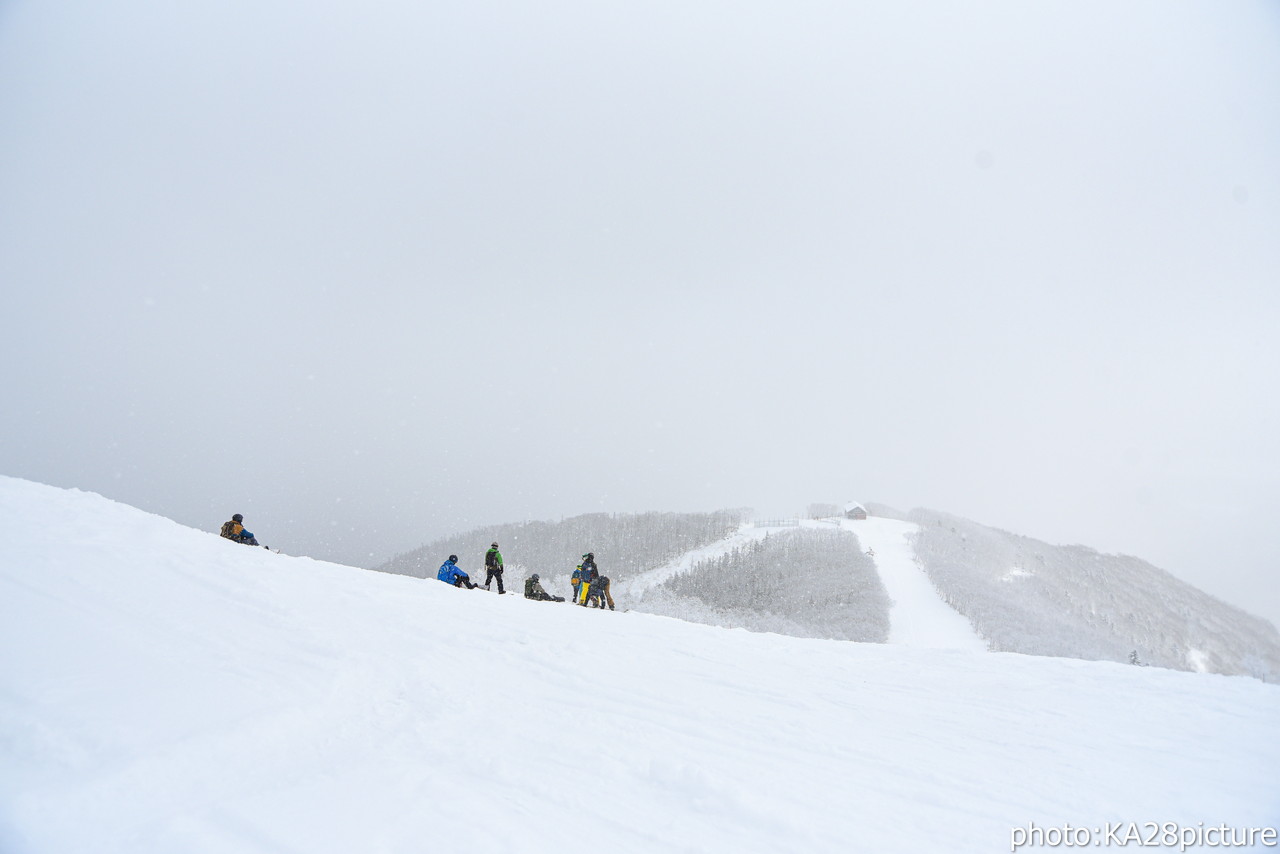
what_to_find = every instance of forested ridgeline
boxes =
[374,510,748,586]
[634,528,891,642]
[905,509,1280,679]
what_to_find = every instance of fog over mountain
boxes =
[1,1,1277,628]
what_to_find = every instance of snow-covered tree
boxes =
[634,528,891,643]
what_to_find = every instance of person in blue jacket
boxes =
[437,555,478,589]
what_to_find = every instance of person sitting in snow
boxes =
[524,573,564,602]
[220,514,262,547]
[438,555,478,589]
[585,575,615,610]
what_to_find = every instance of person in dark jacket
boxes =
[483,542,506,594]
[219,514,262,547]
[585,575,615,610]
[523,573,564,602]
[438,555,478,589]
[577,552,598,606]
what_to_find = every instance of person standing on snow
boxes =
[438,555,479,589]
[577,552,599,606]
[484,542,506,594]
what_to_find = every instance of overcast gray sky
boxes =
[2,0,1277,625]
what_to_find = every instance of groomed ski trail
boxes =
[617,524,776,598]
[842,516,987,651]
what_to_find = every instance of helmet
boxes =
[587,552,594,559]
[531,573,540,582]
[232,514,243,523]
[491,542,499,548]
[448,554,458,563]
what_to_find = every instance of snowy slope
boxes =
[2,476,1278,854]
[902,508,1280,676]
[626,518,978,648]
[624,520,891,641]
[618,523,775,597]
[846,517,987,651]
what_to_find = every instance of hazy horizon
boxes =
[2,0,1277,626]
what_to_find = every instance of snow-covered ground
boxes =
[2,477,1277,854]
[846,517,988,651]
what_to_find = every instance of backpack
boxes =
[220,520,241,539]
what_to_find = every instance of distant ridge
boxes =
[900,506,1280,680]
[378,502,1280,680]
[374,509,747,586]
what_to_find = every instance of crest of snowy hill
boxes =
[2,476,1280,854]
[865,504,1280,680]
[374,509,747,586]
[376,512,893,641]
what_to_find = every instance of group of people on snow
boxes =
[571,553,614,609]
[218,514,612,610]
[437,545,615,610]
[437,542,510,592]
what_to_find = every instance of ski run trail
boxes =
[844,516,988,651]
[622,515,986,652]
[2,476,1278,854]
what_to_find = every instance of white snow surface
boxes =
[2,476,1278,854]
[846,517,988,651]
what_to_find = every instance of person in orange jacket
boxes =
[219,514,262,547]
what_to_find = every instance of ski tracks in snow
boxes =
[844,517,987,651]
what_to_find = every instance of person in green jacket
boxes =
[483,542,506,594]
